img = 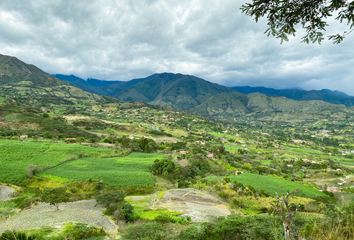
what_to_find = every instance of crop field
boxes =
[0,140,113,184]
[224,144,243,152]
[283,147,324,155]
[208,132,243,140]
[208,173,326,198]
[337,161,354,166]
[40,152,165,186]
[251,159,272,165]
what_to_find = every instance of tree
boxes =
[41,187,71,210]
[269,190,299,240]
[95,190,128,221]
[241,0,354,44]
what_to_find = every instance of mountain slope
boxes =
[191,92,350,121]
[53,74,121,87]
[115,73,235,110]
[320,89,352,98]
[0,54,116,104]
[232,86,354,106]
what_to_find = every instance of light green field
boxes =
[0,140,113,184]
[208,173,326,198]
[283,147,324,155]
[251,159,272,165]
[40,152,165,186]
[208,132,243,140]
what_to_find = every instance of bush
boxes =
[178,181,190,188]
[122,223,169,240]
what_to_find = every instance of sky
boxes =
[0,0,353,94]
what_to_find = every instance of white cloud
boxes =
[0,0,353,94]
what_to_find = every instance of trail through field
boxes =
[0,199,117,234]
[0,186,15,202]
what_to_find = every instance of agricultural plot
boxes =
[0,140,113,184]
[208,173,326,198]
[283,147,324,155]
[40,152,165,186]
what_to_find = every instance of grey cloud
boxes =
[0,0,353,94]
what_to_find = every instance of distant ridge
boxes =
[232,86,354,106]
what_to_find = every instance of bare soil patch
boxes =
[0,200,117,234]
[152,189,231,222]
[0,186,15,202]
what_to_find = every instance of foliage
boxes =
[151,159,176,175]
[241,0,354,44]
[96,190,126,215]
[177,215,285,240]
[41,187,71,210]
[122,223,169,240]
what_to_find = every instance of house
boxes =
[180,151,188,155]
[20,135,28,139]
[327,187,341,192]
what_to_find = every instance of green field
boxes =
[283,147,324,155]
[0,140,113,183]
[208,132,243,140]
[40,152,165,186]
[208,173,326,198]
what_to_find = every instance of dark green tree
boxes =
[41,187,71,210]
[241,0,354,44]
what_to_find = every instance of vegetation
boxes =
[2,63,354,239]
[241,0,354,44]
[40,153,164,186]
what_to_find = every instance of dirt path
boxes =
[0,186,15,202]
[0,200,117,234]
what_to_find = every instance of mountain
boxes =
[191,92,351,121]
[115,73,236,110]
[232,86,354,106]
[320,89,352,98]
[53,74,121,87]
[0,54,117,104]
[53,74,152,96]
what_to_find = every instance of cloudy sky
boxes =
[1,0,353,94]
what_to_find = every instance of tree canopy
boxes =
[241,0,354,44]
[41,187,71,210]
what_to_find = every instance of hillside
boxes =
[115,73,235,110]
[191,91,352,121]
[232,86,354,106]
[0,54,116,104]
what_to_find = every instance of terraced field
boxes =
[0,140,113,184]
[208,173,326,198]
[40,152,165,186]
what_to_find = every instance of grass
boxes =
[138,210,183,221]
[0,200,17,221]
[208,173,326,198]
[0,140,113,184]
[40,152,165,186]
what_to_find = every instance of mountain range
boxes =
[232,86,354,106]
[0,54,117,104]
[2,53,354,122]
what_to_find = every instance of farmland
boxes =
[40,152,165,186]
[208,173,326,198]
[0,140,113,184]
